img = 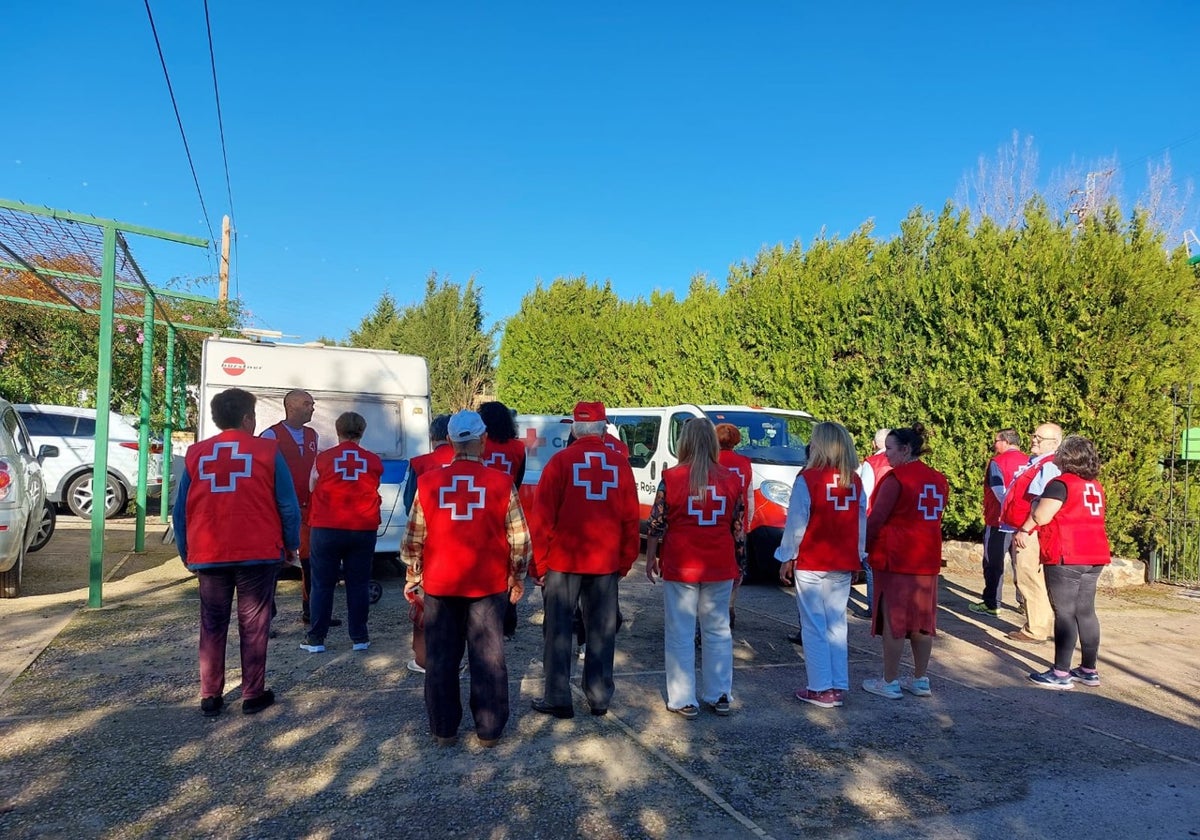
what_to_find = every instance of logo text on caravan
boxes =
[220,357,262,376]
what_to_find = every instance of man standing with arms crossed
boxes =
[1003,423,1062,643]
[971,429,1026,616]
[530,401,640,719]
[261,389,338,628]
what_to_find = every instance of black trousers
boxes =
[1044,564,1103,672]
[423,591,509,740]
[542,570,619,711]
[981,526,1012,609]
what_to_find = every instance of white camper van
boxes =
[605,404,817,582]
[196,337,432,557]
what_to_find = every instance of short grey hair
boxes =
[573,420,606,439]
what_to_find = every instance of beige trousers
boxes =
[1011,533,1054,639]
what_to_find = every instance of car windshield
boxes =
[704,409,814,467]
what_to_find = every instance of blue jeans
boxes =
[794,570,852,691]
[663,579,734,708]
[308,528,376,644]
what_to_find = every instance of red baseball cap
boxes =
[573,401,606,422]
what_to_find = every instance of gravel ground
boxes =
[2,519,1199,839]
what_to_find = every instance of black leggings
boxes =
[1043,564,1104,671]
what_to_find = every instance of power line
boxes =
[143,0,218,249]
[203,0,238,298]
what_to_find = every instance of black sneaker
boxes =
[200,696,224,717]
[531,698,575,719]
[243,689,276,714]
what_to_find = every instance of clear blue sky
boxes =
[6,1,1198,343]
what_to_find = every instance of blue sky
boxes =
[5,2,1198,343]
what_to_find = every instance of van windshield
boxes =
[704,410,814,467]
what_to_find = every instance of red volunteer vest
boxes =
[1038,474,1112,566]
[983,448,1028,527]
[482,437,527,484]
[308,441,384,531]
[409,443,455,479]
[867,460,948,576]
[796,468,864,572]
[659,463,742,583]
[864,452,892,511]
[1000,454,1056,530]
[266,422,318,508]
[533,437,640,577]
[718,449,754,530]
[184,430,284,567]
[416,459,516,598]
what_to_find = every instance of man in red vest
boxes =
[261,389,338,628]
[1003,422,1062,643]
[530,401,640,719]
[402,410,530,747]
[174,388,300,717]
[971,429,1027,615]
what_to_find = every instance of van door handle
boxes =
[650,461,656,480]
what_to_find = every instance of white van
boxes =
[605,404,817,582]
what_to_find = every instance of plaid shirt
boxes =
[403,453,530,589]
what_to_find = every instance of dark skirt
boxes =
[871,570,938,638]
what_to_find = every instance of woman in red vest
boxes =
[480,401,527,639]
[862,423,949,700]
[302,412,383,654]
[645,418,745,719]
[1020,435,1111,690]
[777,422,865,708]
[715,423,753,627]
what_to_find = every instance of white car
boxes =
[0,397,58,597]
[16,405,164,519]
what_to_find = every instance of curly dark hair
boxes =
[477,401,517,443]
[1054,435,1101,479]
[888,423,931,458]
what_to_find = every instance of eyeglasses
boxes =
[1030,434,1059,443]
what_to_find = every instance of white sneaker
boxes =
[900,676,932,697]
[299,643,325,654]
[576,644,586,660]
[406,659,426,674]
[352,642,370,652]
[862,678,902,699]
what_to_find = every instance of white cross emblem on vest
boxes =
[826,477,858,511]
[572,451,619,500]
[334,449,368,481]
[439,475,486,521]
[1083,482,1103,516]
[484,452,512,473]
[917,484,945,521]
[688,485,727,526]
[198,441,252,494]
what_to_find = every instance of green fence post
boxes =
[135,292,156,551]
[161,326,176,525]
[89,225,118,608]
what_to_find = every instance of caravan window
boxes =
[610,415,660,468]
[704,409,814,467]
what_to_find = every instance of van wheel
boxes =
[66,472,127,519]
[28,502,56,553]
[0,545,21,598]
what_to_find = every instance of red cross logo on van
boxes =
[1083,483,1103,516]
[439,476,485,520]
[826,477,858,511]
[917,485,945,521]
[522,427,545,454]
[573,451,618,500]
[198,442,252,493]
[688,485,727,526]
[334,449,368,481]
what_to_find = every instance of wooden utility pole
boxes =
[218,215,231,302]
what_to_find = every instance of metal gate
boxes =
[1158,385,1200,584]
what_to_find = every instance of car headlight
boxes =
[759,479,792,507]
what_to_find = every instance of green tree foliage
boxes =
[348,274,495,414]
[497,201,1200,554]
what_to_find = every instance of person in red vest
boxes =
[852,428,892,620]
[1003,423,1062,643]
[479,400,527,640]
[645,418,745,719]
[402,410,530,747]
[261,389,337,627]
[530,401,639,719]
[301,411,383,654]
[174,388,300,717]
[861,423,949,700]
[401,413,452,675]
[776,422,865,709]
[715,423,752,629]
[1020,435,1111,689]
[971,429,1027,616]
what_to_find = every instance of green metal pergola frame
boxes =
[0,197,221,607]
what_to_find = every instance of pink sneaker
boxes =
[828,689,845,707]
[795,688,838,709]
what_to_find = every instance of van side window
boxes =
[611,416,659,468]
[667,413,694,458]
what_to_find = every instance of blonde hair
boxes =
[807,422,859,488]
[676,418,720,498]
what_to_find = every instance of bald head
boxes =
[1031,422,1062,455]
[283,390,315,427]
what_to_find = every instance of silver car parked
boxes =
[0,397,58,598]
